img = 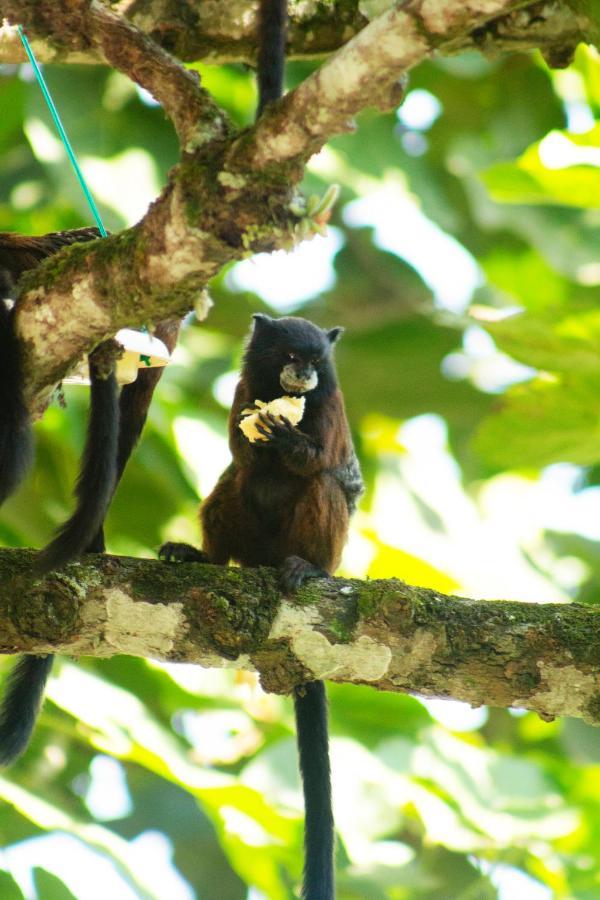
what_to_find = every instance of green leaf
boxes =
[473,376,600,468]
[482,308,600,374]
[32,869,77,900]
[481,247,597,313]
[0,777,160,900]
[380,728,578,844]
[366,535,460,593]
[0,871,25,900]
[573,44,600,113]
[483,160,600,207]
[482,127,600,208]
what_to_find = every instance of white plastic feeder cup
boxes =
[63,329,171,386]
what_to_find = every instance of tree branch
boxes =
[0,0,369,65]
[0,549,598,725]
[0,1,596,66]
[239,0,596,169]
[86,1,224,149]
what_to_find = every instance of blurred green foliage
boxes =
[0,36,599,900]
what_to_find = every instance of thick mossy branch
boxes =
[0,549,598,724]
[16,151,292,410]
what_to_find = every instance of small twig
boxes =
[2,1,229,149]
[86,1,229,150]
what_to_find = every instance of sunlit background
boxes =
[0,37,599,900]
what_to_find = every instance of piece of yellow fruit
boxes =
[239,396,305,443]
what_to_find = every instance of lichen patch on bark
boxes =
[269,601,391,680]
[388,631,439,681]
[309,633,392,681]
[104,589,184,656]
[525,662,599,721]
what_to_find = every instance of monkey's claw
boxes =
[279,555,329,593]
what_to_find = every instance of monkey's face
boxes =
[280,354,319,394]
[246,314,344,399]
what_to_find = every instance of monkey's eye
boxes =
[287,352,297,362]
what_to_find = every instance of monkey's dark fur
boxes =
[257,0,288,115]
[184,316,357,568]
[0,300,33,505]
[0,229,179,765]
[0,227,101,507]
[162,315,363,899]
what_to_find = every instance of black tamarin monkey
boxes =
[161,315,364,899]
[166,6,364,897]
[0,227,180,763]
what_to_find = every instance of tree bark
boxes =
[0,548,598,725]
[0,1,596,66]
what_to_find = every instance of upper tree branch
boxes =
[239,0,591,169]
[86,1,224,150]
[0,1,596,65]
[0,548,598,725]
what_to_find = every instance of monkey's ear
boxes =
[327,326,344,343]
[252,313,276,332]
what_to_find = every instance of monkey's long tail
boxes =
[34,346,119,574]
[0,304,33,506]
[0,656,54,766]
[0,352,118,765]
[294,680,335,900]
[0,349,118,765]
[88,318,181,552]
[257,0,288,115]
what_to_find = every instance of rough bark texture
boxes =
[1,0,596,414]
[0,1,596,65]
[0,549,598,725]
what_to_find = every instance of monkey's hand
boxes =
[254,412,298,445]
[159,542,209,563]
[255,413,324,475]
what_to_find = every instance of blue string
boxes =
[17,25,108,237]
[18,25,154,348]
